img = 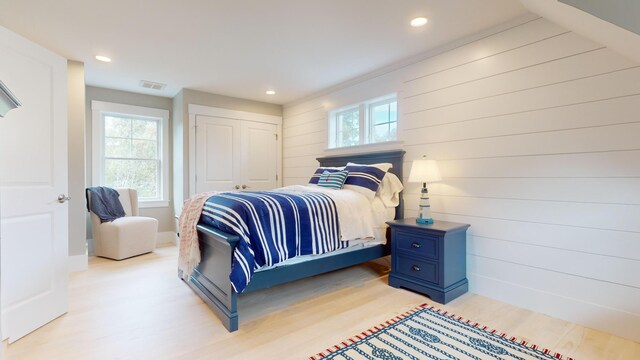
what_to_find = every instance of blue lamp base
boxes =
[416,217,434,224]
[417,185,434,224]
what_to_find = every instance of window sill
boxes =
[139,200,170,209]
[325,140,404,153]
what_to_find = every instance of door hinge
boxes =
[275,133,278,141]
[276,174,278,181]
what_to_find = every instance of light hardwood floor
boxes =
[6,246,639,359]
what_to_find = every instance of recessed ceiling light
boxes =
[410,17,428,27]
[265,90,276,95]
[95,55,112,62]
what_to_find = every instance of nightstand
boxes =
[387,219,470,304]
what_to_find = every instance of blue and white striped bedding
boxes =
[199,190,348,293]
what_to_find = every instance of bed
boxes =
[180,150,405,332]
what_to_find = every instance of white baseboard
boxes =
[157,231,178,247]
[87,238,95,257]
[86,231,177,257]
[469,273,640,343]
[68,253,88,273]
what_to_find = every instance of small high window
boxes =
[328,95,397,149]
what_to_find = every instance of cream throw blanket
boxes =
[178,191,217,279]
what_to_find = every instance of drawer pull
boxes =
[411,242,421,249]
[412,265,421,272]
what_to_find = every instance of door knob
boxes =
[57,194,71,203]
[234,185,240,190]
[242,185,249,189]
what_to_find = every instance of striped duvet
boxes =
[199,190,348,293]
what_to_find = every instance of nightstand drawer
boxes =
[395,230,438,260]
[395,255,438,284]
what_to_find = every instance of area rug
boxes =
[310,303,573,360]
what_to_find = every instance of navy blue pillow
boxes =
[343,165,387,200]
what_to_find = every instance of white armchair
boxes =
[89,188,158,260]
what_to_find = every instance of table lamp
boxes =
[408,155,441,224]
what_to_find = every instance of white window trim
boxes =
[324,140,404,154]
[91,100,170,208]
[327,93,397,149]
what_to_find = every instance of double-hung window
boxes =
[328,94,397,149]
[92,101,169,207]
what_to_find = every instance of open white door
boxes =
[0,26,68,343]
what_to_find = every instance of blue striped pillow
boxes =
[309,167,343,184]
[316,170,349,189]
[343,165,387,200]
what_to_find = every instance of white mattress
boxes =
[255,240,384,272]
[276,185,379,241]
[255,185,396,272]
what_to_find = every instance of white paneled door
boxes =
[0,26,68,342]
[241,121,278,191]
[195,115,242,193]
[195,115,278,193]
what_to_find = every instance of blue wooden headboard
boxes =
[316,150,405,220]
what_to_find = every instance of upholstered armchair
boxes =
[88,188,158,260]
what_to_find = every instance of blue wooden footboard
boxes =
[185,224,390,332]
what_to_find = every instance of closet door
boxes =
[195,115,241,193]
[241,121,278,191]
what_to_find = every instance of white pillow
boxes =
[376,172,404,208]
[346,162,392,172]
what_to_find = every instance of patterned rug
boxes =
[310,303,573,360]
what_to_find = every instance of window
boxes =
[328,95,397,149]
[92,101,169,207]
[370,98,397,143]
[335,106,360,148]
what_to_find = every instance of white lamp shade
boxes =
[408,158,441,183]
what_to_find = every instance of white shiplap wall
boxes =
[282,16,640,342]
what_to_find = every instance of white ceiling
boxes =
[0,0,528,104]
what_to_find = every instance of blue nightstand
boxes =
[387,219,470,304]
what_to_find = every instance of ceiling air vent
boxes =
[139,80,166,91]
